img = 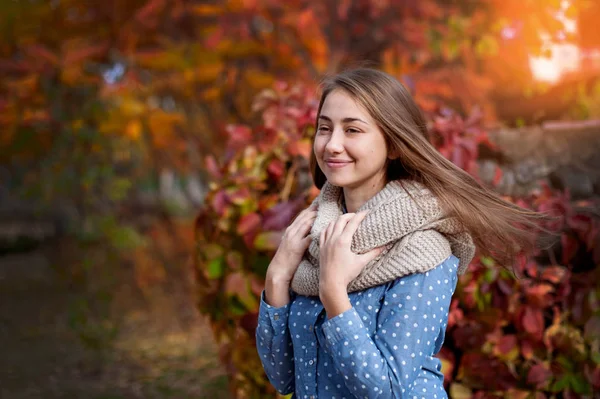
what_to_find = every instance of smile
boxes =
[325,161,353,169]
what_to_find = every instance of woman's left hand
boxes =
[318,211,384,292]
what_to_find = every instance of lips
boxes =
[325,159,353,168]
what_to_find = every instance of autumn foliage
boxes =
[194,82,600,398]
[1,0,599,398]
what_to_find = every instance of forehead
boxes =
[320,90,370,119]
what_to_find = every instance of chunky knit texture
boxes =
[290,180,475,296]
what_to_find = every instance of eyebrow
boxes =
[318,115,369,125]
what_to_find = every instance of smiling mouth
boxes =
[325,160,353,169]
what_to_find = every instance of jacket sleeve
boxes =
[320,259,458,398]
[255,290,296,395]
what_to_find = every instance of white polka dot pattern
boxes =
[256,255,459,398]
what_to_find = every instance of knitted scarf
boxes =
[290,179,475,297]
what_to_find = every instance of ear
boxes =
[387,148,400,160]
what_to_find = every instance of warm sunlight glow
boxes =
[529,1,579,83]
[530,44,580,83]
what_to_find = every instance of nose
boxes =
[324,128,344,154]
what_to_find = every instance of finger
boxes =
[289,212,317,236]
[299,214,317,237]
[324,220,335,244]
[302,235,313,247]
[290,204,318,227]
[358,246,385,264]
[340,210,369,239]
[330,213,355,241]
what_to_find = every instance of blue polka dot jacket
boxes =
[256,254,459,399]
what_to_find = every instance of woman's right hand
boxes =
[267,202,318,283]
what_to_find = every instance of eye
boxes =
[346,128,361,134]
[317,125,331,133]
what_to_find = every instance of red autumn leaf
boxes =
[437,347,455,383]
[62,42,109,66]
[229,187,251,205]
[287,139,312,159]
[224,272,247,297]
[205,26,224,49]
[561,233,579,264]
[594,237,600,264]
[225,251,243,271]
[447,299,463,328]
[525,283,554,307]
[135,0,166,22]
[211,190,229,216]
[25,44,59,66]
[458,352,516,390]
[496,277,513,295]
[527,364,552,389]
[589,366,600,389]
[567,213,591,232]
[585,224,599,249]
[226,124,253,148]
[263,199,303,231]
[540,265,567,284]
[492,166,503,186]
[249,276,264,297]
[452,322,486,350]
[237,212,261,236]
[205,155,222,179]
[525,260,539,278]
[267,158,285,180]
[522,305,545,337]
[495,334,517,356]
[240,311,258,336]
[521,338,535,360]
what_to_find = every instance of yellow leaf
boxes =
[449,383,472,399]
[120,97,146,117]
[126,120,142,140]
[195,62,224,83]
[201,87,221,101]
[148,112,185,147]
[244,69,274,90]
[190,4,223,16]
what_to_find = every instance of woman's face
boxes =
[314,89,389,190]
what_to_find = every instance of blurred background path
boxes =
[0,246,228,399]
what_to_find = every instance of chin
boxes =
[323,175,357,188]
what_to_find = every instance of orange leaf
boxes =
[287,139,312,159]
[541,265,567,284]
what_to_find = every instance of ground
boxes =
[0,248,229,399]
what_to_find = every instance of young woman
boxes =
[255,68,539,398]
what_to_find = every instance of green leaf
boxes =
[550,374,572,392]
[480,256,495,267]
[107,225,146,250]
[570,373,591,394]
[254,231,283,251]
[107,177,132,201]
[207,256,225,279]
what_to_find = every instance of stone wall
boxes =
[479,120,600,199]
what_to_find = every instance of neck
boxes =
[342,175,387,213]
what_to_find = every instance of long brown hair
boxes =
[309,68,544,267]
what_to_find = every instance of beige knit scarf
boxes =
[290,179,475,297]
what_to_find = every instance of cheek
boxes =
[313,137,325,155]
